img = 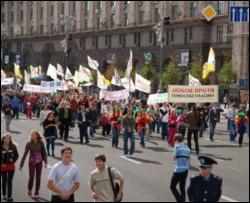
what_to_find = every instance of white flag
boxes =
[97,71,108,90]
[121,77,135,92]
[57,63,64,77]
[65,67,73,80]
[125,50,133,78]
[47,64,58,80]
[1,69,6,81]
[154,22,163,43]
[24,70,31,84]
[111,68,122,86]
[188,73,201,86]
[135,73,151,93]
[79,65,92,82]
[38,65,42,75]
[87,55,99,70]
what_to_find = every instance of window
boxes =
[216,26,223,43]
[51,4,54,17]
[217,1,224,15]
[30,25,33,34]
[190,1,195,17]
[155,8,161,23]
[137,32,141,47]
[20,10,23,21]
[227,24,233,43]
[149,31,154,44]
[73,1,76,16]
[10,1,14,7]
[40,6,44,19]
[139,10,144,24]
[30,8,33,19]
[1,2,5,7]
[61,24,65,33]
[97,17,101,29]
[228,1,234,13]
[171,29,174,45]
[122,34,126,47]
[172,5,178,20]
[92,37,95,47]
[20,1,23,5]
[40,24,44,35]
[111,1,115,8]
[51,23,54,33]
[10,11,14,22]
[84,1,89,14]
[184,28,188,44]
[84,19,88,30]
[124,13,129,26]
[166,30,169,45]
[95,36,98,49]
[124,1,129,7]
[119,34,126,47]
[1,13,4,23]
[10,26,14,36]
[20,26,23,35]
[17,42,21,53]
[189,27,193,43]
[80,38,85,49]
[111,14,115,28]
[61,2,65,15]
[134,33,137,45]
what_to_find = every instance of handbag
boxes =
[108,166,123,202]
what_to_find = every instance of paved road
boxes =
[1,113,249,202]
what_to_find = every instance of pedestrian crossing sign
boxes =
[202,5,217,22]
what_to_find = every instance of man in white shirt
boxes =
[160,103,169,141]
[47,147,80,202]
[227,104,237,142]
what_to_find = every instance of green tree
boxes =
[162,60,182,90]
[90,69,97,84]
[218,60,236,90]
[140,60,157,89]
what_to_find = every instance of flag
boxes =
[111,68,122,86]
[202,47,216,79]
[30,65,39,78]
[153,22,163,43]
[38,65,42,75]
[87,55,99,70]
[79,65,92,82]
[188,73,201,86]
[14,63,23,80]
[1,69,6,81]
[73,70,80,87]
[97,70,110,89]
[121,77,135,92]
[47,64,58,80]
[125,49,133,78]
[65,67,73,80]
[24,70,31,84]
[135,73,151,93]
[57,63,64,77]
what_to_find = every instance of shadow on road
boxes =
[146,147,169,152]
[86,143,104,148]
[130,157,162,165]
[7,130,21,134]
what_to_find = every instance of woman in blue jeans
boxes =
[110,106,122,148]
[42,111,58,157]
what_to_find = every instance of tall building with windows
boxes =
[1,1,249,92]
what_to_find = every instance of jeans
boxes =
[112,127,120,147]
[1,171,15,198]
[161,122,169,141]
[239,133,244,145]
[228,119,237,141]
[139,128,146,147]
[187,129,199,154]
[79,123,89,144]
[170,170,188,202]
[209,121,217,140]
[28,161,43,194]
[60,119,70,140]
[198,121,205,137]
[123,130,135,155]
[46,137,56,155]
[51,194,75,202]
[89,121,95,137]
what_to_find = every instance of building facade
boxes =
[1,1,249,92]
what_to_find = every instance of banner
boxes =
[147,93,168,105]
[23,84,41,92]
[87,55,99,70]
[99,89,130,101]
[168,85,219,103]
[188,74,201,86]
[41,81,64,92]
[179,50,189,66]
[1,70,6,81]
[30,65,39,78]
[1,77,14,86]
[125,50,133,78]
[135,73,151,93]
[47,64,58,80]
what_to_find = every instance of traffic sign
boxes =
[202,5,217,22]
[230,6,249,22]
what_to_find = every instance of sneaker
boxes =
[34,193,39,199]
[129,154,134,158]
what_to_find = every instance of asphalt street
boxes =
[1,112,249,202]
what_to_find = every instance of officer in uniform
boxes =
[187,155,223,202]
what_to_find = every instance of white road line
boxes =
[119,155,141,165]
[221,195,240,202]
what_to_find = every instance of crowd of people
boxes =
[1,88,249,202]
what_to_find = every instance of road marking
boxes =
[221,195,240,202]
[226,166,243,173]
[119,155,141,165]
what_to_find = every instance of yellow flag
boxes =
[73,70,80,87]
[14,63,23,80]
[104,77,111,87]
[202,47,215,79]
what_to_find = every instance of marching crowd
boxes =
[1,88,249,202]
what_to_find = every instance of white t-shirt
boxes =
[48,161,80,196]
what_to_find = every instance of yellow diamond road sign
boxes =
[202,5,217,22]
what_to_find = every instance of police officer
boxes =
[187,156,223,202]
